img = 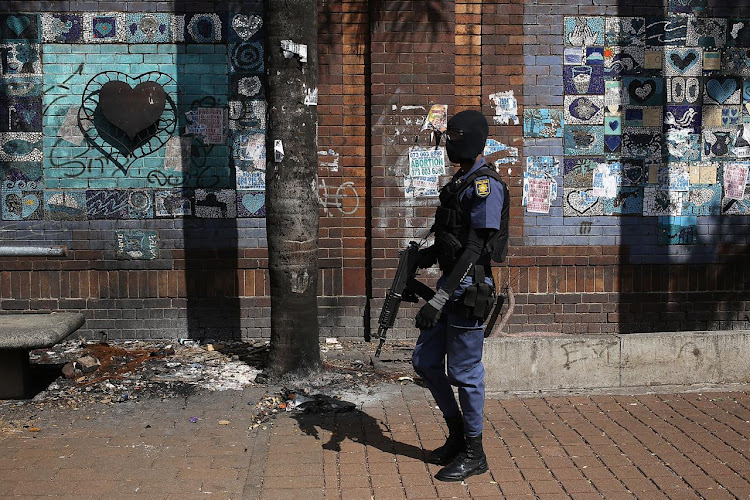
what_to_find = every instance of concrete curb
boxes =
[484,330,750,395]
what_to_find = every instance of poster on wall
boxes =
[526,178,552,214]
[724,162,750,200]
[408,147,446,177]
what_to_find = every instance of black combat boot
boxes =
[427,415,465,465]
[434,433,488,481]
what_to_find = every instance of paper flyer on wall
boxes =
[408,147,446,177]
[724,162,750,200]
[526,178,552,214]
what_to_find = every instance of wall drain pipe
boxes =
[0,246,67,257]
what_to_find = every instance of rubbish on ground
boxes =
[189,417,199,423]
[398,376,414,383]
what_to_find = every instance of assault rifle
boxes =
[366,240,434,357]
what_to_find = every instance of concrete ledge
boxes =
[0,312,85,350]
[483,331,750,395]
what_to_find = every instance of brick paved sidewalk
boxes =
[2,384,750,499]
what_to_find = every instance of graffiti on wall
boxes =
[0,11,268,221]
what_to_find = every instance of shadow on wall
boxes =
[175,1,246,341]
[611,0,750,332]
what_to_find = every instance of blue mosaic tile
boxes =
[0,161,41,182]
[564,125,604,155]
[604,186,643,215]
[155,189,193,217]
[126,14,171,43]
[563,157,603,187]
[229,99,266,130]
[237,190,266,217]
[0,95,42,132]
[185,13,225,43]
[704,76,742,105]
[236,168,265,191]
[728,19,750,47]
[604,135,622,154]
[562,188,604,216]
[564,17,604,46]
[621,127,662,158]
[645,16,687,47]
[0,76,42,98]
[702,127,735,158]
[565,96,604,124]
[43,190,86,220]
[83,13,126,42]
[231,131,265,167]
[115,230,158,260]
[664,47,702,76]
[563,65,604,95]
[687,17,726,48]
[195,189,237,218]
[0,132,42,161]
[604,116,622,135]
[665,129,702,161]
[229,41,264,74]
[620,158,648,186]
[666,76,702,105]
[230,75,265,99]
[665,105,702,132]
[722,186,750,214]
[127,190,153,219]
[229,13,263,42]
[657,216,697,245]
[86,190,128,219]
[0,43,41,76]
[0,14,39,41]
[523,108,563,138]
[722,48,750,76]
[1,179,41,220]
[668,0,706,15]
[624,77,664,107]
[41,14,82,42]
[683,184,721,215]
[605,17,645,47]
[604,45,644,76]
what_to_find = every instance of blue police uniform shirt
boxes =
[457,157,504,231]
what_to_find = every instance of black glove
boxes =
[416,246,438,269]
[415,289,450,330]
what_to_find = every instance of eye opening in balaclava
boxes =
[445,110,489,164]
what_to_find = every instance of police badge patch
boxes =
[475,177,490,198]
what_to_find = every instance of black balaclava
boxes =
[445,110,489,164]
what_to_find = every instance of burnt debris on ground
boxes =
[0,337,417,419]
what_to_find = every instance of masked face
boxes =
[445,110,489,164]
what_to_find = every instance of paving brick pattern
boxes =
[2,385,750,499]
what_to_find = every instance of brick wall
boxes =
[1,0,749,341]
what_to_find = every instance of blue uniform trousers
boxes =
[412,309,486,437]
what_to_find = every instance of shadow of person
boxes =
[287,395,427,461]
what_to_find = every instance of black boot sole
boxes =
[434,461,489,482]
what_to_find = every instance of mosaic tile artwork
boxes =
[86,189,128,219]
[185,14,224,43]
[565,17,604,47]
[563,95,604,125]
[657,216,697,245]
[237,190,266,217]
[43,190,86,220]
[194,189,237,218]
[722,185,750,214]
[564,125,604,155]
[155,189,193,217]
[683,184,722,215]
[126,14,172,43]
[523,108,563,138]
[563,188,604,216]
[82,13,126,42]
[1,14,39,41]
[115,229,158,260]
[1,179,41,220]
[604,186,643,215]
[41,14,83,42]
[0,10,268,221]
[668,0,707,15]
[728,20,750,47]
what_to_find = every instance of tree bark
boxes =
[264,0,321,376]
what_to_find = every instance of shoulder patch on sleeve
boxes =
[474,177,490,198]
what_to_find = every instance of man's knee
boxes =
[447,362,484,387]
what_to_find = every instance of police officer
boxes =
[412,110,506,482]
